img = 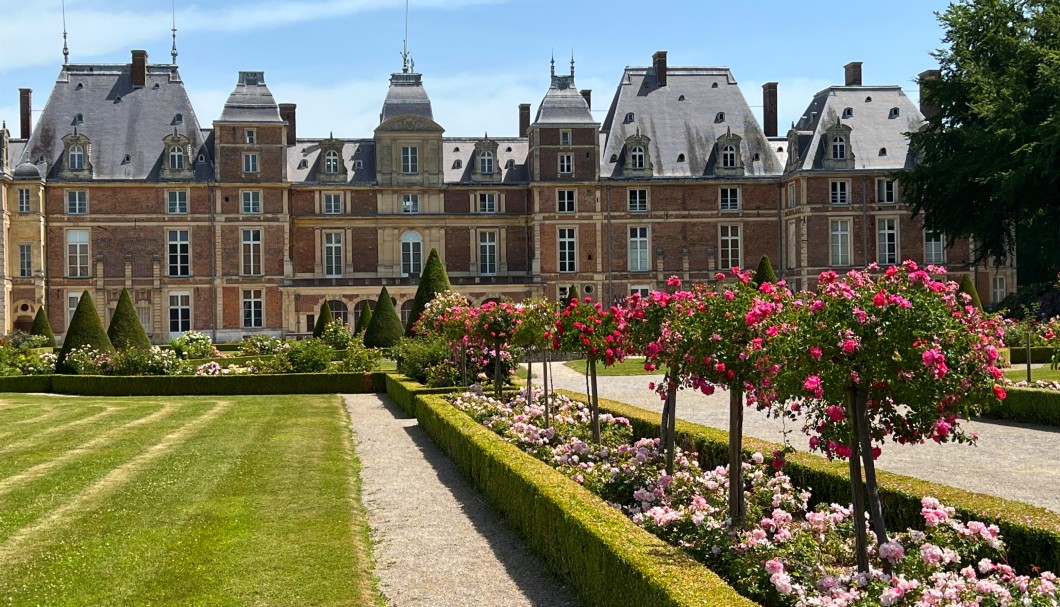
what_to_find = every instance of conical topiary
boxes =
[959,274,984,310]
[406,248,452,336]
[562,285,579,307]
[57,291,114,373]
[313,300,334,338]
[107,288,151,350]
[363,287,404,349]
[30,305,56,348]
[753,255,778,286]
[354,301,374,335]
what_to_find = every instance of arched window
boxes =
[324,150,340,174]
[69,145,85,170]
[831,136,846,160]
[169,146,185,170]
[326,300,349,325]
[721,145,737,168]
[630,146,645,169]
[400,231,423,277]
[400,300,415,326]
[479,151,494,175]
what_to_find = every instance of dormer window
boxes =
[721,145,737,168]
[122,154,132,165]
[74,113,84,125]
[298,159,309,169]
[865,96,873,102]
[714,128,744,176]
[610,154,618,163]
[453,159,462,169]
[472,137,500,182]
[831,136,847,160]
[715,112,726,123]
[324,150,340,174]
[317,136,347,182]
[622,130,652,177]
[677,153,685,162]
[711,82,719,88]
[823,119,855,169]
[842,107,853,119]
[174,113,184,125]
[69,145,85,170]
[479,150,494,175]
[169,146,185,170]
[504,159,514,169]
[678,95,686,101]
[889,107,900,119]
[161,132,193,179]
[353,159,363,169]
[879,147,888,156]
[630,146,645,169]
[624,112,635,124]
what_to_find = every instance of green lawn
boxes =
[0,394,383,606]
[563,357,664,376]
[1004,366,1060,382]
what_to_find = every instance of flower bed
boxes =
[449,387,1059,607]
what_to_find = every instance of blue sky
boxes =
[1,0,954,139]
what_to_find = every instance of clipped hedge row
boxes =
[982,387,1060,427]
[0,373,386,396]
[578,391,1060,574]
[1007,346,1055,365]
[0,375,54,393]
[385,376,760,607]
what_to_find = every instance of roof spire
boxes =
[61,0,69,64]
[400,0,413,73]
[550,51,555,78]
[570,51,575,78]
[171,0,178,64]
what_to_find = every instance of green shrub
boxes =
[48,373,385,396]
[107,346,185,376]
[959,274,984,310]
[0,375,53,392]
[336,340,382,373]
[406,248,452,336]
[1007,346,1054,364]
[313,301,334,338]
[354,301,373,335]
[29,306,56,347]
[11,331,50,351]
[170,331,216,360]
[364,287,403,349]
[391,336,450,384]
[318,319,353,349]
[752,255,777,286]
[279,339,334,373]
[982,387,1060,427]
[237,335,288,356]
[57,291,114,373]
[107,288,152,350]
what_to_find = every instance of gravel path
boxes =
[531,363,1060,514]
[344,393,581,607]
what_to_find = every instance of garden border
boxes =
[0,372,386,396]
[981,387,1060,427]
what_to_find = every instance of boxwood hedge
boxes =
[982,387,1060,427]
[0,373,385,396]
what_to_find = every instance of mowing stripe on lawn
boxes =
[0,404,58,427]
[0,400,231,563]
[0,405,119,453]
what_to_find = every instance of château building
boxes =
[0,50,1015,342]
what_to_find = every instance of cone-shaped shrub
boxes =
[30,305,56,347]
[406,248,452,336]
[562,285,579,307]
[959,274,984,310]
[57,291,113,373]
[354,301,374,335]
[753,255,778,286]
[313,301,334,337]
[107,288,151,350]
[363,287,403,349]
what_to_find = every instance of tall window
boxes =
[168,292,191,335]
[68,294,81,329]
[830,180,849,205]
[67,190,87,214]
[719,225,741,269]
[137,304,152,336]
[877,219,898,265]
[831,136,846,160]
[242,190,261,214]
[17,188,30,213]
[243,153,259,173]
[558,154,573,175]
[66,230,89,277]
[479,151,494,175]
[720,187,740,211]
[557,190,575,213]
[69,145,85,170]
[242,229,261,276]
[628,189,648,212]
[558,228,576,273]
[479,231,497,275]
[787,182,797,208]
[324,232,343,277]
[830,219,851,266]
[167,230,190,277]
[629,227,649,272]
[169,146,185,170]
[992,276,1007,304]
[18,244,31,277]
[721,145,737,168]
[401,146,419,173]
[478,192,496,213]
[877,178,896,203]
[324,193,342,214]
[400,232,423,277]
[924,230,945,265]
[402,193,419,213]
[324,150,340,174]
[243,290,263,328]
[630,146,645,169]
[167,190,188,214]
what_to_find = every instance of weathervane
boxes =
[400,0,414,73]
[61,0,69,64]
[171,0,179,64]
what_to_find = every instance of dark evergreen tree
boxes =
[29,305,56,348]
[57,291,114,373]
[406,248,452,336]
[753,255,778,286]
[107,288,152,350]
[354,301,374,335]
[363,287,404,349]
[313,300,334,338]
[562,286,579,307]
[959,274,984,310]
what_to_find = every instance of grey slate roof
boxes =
[287,140,377,184]
[789,85,923,171]
[218,71,283,123]
[380,72,433,123]
[533,73,595,126]
[442,138,529,183]
[600,67,782,178]
[16,63,212,181]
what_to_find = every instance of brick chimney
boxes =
[580,89,592,110]
[918,69,941,121]
[131,50,148,88]
[518,103,531,138]
[18,88,31,139]
[652,51,668,87]
[762,82,778,137]
[844,61,863,86]
[279,103,297,145]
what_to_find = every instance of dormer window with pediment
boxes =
[317,136,347,183]
[622,130,652,177]
[714,128,744,176]
[823,119,855,170]
[160,131,193,180]
[60,130,93,178]
[472,136,500,183]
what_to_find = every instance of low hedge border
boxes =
[1007,346,1055,365]
[573,390,1060,574]
[0,373,386,396]
[384,375,760,607]
[982,387,1060,427]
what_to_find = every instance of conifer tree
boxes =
[107,288,151,350]
[354,301,373,335]
[753,255,778,286]
[29,305,56,348]
[363,287,403,349]
[406,248,452,336]
[313,301,334,337]
[959,274,984,310]
[57,291,114,373]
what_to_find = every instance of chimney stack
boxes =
[762,82,778,137]
[844,61,863,87]
[279,103,297,145]
[652,51,668,87]
[131,50,149,88]
[580,89,592,110]
[18,88,31,139]
[918,69,941,121]
[518,103,531,138]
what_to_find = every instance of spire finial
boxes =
[550,51,555,78]
[171,0,179,65]
[400,0,412,73]
[570,50,575,78]
[61,0,69,64]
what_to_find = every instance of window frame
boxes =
[167,190,188,214]
[323,150,340,174]
[558,227,577,273]
[245,129,257,144]
[924,229,945,265]
[66,190,88,215]
[67,293,81,330]
[876,217,899,265]
[630,146,646,169]
[558,153,573,175]
[719,224,742,270]
[400,231,423,277]
[628,226,649,272]
[168,291,191,336]
[479,151,494,175]
[323,231,343,277]
[628,188,648,212]
[560,129,572,146]
[241,228,262,276]
[401,193,419,214]
[830,180,849,205]
[18,244,32,277]
[479,230,497,276]
[721,145,737,168]
[830,219,852,266]
[991,275,1007,304]
[69,144,85,170]
[477,192,497,214]
[167,229,191,277]
[242,289,264,329]
[17,188,30,213]
[831,136,846,160]
[401,146,419,174]
[66,229,90,278]
[241,190,262,214]
[787,182,797,208]
[876,178,896,204]
[557,189,576,213]
[243,152,259,174]
[720,186,741,212]
[169,145,185,170]
[323,192,342,215]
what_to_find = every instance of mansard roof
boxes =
[380,72,434,123]
[287,139,377,185]
[219,71,283,123]
[532,69,596,127]
[442,138,529,183]
[600,66,782,178]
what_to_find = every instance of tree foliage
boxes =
[363,287,403,349]
[313,301,333,338]
[354,301,373,334]
[959,274,984,310]
[753,255,778,286]
[899,0,1060,279]
[406,248,452,336]
[107,288,152,350]
[57,291,114,373]
[30,305,56,348]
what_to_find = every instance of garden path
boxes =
[343,393,582,607]
[531,363,1060,514]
